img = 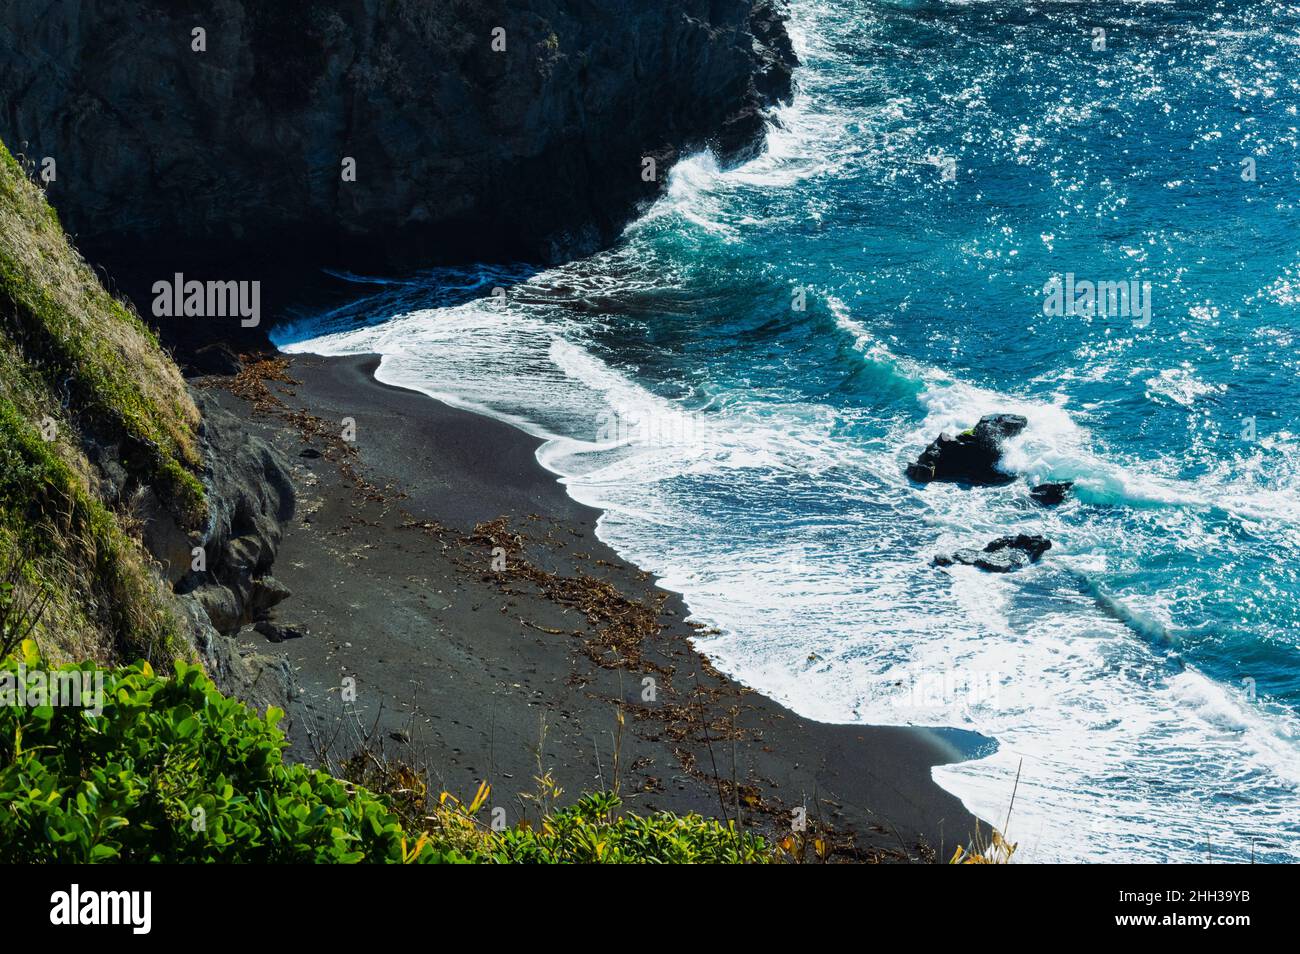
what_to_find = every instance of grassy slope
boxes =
[0,139,204,665]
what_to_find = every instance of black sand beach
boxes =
[207,352,991,861]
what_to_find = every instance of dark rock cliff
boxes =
[178,393,298,713]
[181,393,296,636]
[1,0,796,272]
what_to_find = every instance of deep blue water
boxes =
[278,0,1300,861]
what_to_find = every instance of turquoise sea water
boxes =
[278,1,1300,861]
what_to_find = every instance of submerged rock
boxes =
[985,534,1052,560]
[1030,481,1072,506]
[933,534,1052,573]
[905,414,1028,486]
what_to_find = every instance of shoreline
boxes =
[210,349,991,861]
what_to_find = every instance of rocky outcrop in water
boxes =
[933,534,1052,573]
[1030,481,1072,506]
[0,0,797,272]
[905,414,1028,486]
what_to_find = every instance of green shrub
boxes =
[0,647,771,863]
[483,792,771,863]
[0,644,456,862]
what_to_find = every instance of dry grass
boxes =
[0,138,197,665]
[0,140,204,526]
[949,759,1022,864]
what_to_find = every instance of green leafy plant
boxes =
[0,647,771,864]
[485,792,771,863]
[0,645,458,862]
[419,783,771,864]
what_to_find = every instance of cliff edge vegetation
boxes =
[0,139,204,665]
[0,647,773,863]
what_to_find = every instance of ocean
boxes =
[274,0,1300,862]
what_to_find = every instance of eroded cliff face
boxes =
[0,135,295,710]
[1,0,795,270]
